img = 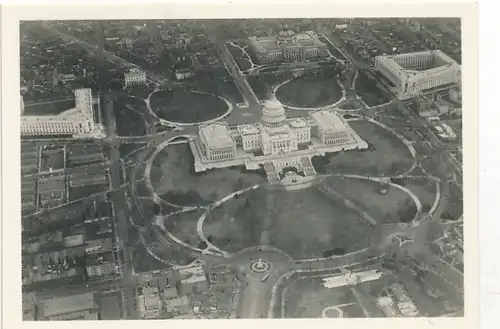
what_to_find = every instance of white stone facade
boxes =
[192,100,368,173]
[238,125,262,151]
[124,68,147,88]
[375,50,461,100]
[20,88,105,139]
[248,29,328,64]
[311,110,353,146]
[198,122,237,161]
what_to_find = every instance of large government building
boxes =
[124,68,147,88]
[248,28,329,64]
[190,100,367,180]
[21,88,105,138]
[374,50,461,100]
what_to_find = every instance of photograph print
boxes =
[19,17,464,320]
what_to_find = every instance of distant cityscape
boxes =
[20,18,463,320]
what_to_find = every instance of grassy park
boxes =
[312,120,414,176]
[149,144,266,206]
[323,176,418,224]
[149,89,229,123]
[355,70,392,106]
[275,74,343,108]
[114,96,148,137]
[202,185,374,258]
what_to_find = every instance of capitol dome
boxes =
[261,100,287,129]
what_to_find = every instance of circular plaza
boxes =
[249,258,271,273]
[149,89,232,124]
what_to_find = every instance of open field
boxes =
[266,187,373,258]
[403,178,438,214]
[133,226,197,273]
[355,70,393,106]
[275,75,343,108]
[188,78,245,104]
[150,144,266,206]
[203,185,374,258]
[323,176,417,224]
[150,89,229,123]
[313,120,414,176]
[164,210,205,249]
[114,97,148,137]
[132,243,172,274]
[247,74,294,101]
[202,188,265,253]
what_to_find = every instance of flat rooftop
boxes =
[40,292,95,318]
[38,175,66,193]
[250,31,324,52]
[238,124,260,136]
[378,50,459,72]
[311,110,347,131]
[199,123,235,149]
[288,117,308,128]
[100,294,121,320]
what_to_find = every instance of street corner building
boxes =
[189,99,368,180]
[374,50,461,100]
[20,88,106,139]
[248,27,329,64]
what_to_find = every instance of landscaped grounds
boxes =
[355,71,392,107]
[114,95,148,137]
[149,144,266,206]
[202,185,374,258]
[275,74,343,108]
[313,119,414,176]
[149,89,229,123]
[323,176,418,224]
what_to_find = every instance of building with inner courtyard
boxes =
[20,88,105,139]
[374,50,461,100]
[248,27,329,64]
[190,100,368,181]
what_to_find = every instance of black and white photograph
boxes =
[1,2,478,326]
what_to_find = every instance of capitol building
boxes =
[190,100,368,180]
